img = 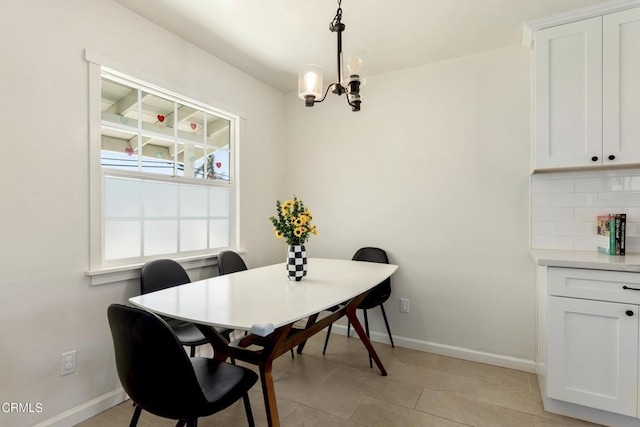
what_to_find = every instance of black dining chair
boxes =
[218,250,304,359]
[141,259,232,357]
[322,247,395,367]
[217,250,297,359]
[107,304,258,427]
[217,250,248,276]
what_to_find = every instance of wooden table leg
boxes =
[295,313,319,354]
[258,359,279,427]
[345,307,388,376]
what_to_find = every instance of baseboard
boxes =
[330,324,537,373]
[33,388,128,427]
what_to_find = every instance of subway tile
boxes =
[531,194,553,208]
[531,208,573,222]
[531,222,553,236]
[574,208,623,222]
[574,178,618,192]
[625,237,640,254]
[532,170,640,252]
[599,168,640,177]
[531,179,574,194]
[531,236,574,250]
[552,193,597,207]
[598,192,640,207]
[573,236,597,251]
[619,208,640,220]
[626,223,640,238]
[552,222,593,237]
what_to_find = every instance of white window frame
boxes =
[84,50,243,285]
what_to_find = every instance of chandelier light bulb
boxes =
[345,56,366,86]
[298,64,323,103]
[304,72,318,92]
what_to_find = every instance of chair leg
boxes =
[290,349,295,359]
[186,419,197,427]
[242,393,255,427]
[347,318,351,338]
[175,421,186,427]
[322,323,332,355]
[189,346,196,357]
[129,405,142,427]
[380,303,394,348]
[363,309,372,368]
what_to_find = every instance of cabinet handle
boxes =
[623,285,640,291]
[608,155,616,160]
[591,156,599,162]
[627,310,634,317]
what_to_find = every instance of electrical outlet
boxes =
[400,298,410,313]
[61,350,76,376]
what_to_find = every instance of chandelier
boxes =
[297,0,365,112]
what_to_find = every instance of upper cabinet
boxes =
[603,8,640,166]
[532,7,640,172]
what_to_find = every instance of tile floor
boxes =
[78,333,601,426]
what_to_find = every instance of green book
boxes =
[596,215,615,255]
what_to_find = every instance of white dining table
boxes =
[129,257,398,426]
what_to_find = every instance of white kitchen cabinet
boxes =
[534,18,602,170]
[542,266,640,424]
[547,296,638,416]
[603,8,640,165]
[533,7,640,171]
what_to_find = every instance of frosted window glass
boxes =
[181,185,207,217]
[209,188,230,217]
[104,221,141,260]
[209,219,230,248]
[180,220,207,252]
[144,181,177,217]
[104,177,141,217]
[144,220,177,256]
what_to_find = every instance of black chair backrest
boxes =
[140,259,190,294]
[218,251,248,276]
[107,304,208,419]
[352,247,391,309]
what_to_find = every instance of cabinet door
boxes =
[603,8,640,165]
[548,296,638,416]
[534,18,602,170]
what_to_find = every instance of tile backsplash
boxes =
[531,169,640,253]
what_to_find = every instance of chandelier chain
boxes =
[330,0,343,30]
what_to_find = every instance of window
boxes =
[87,57,238,278]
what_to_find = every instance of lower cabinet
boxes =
[547,296,638,416]
[545,267,640,421]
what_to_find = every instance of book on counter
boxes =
[597,213,626,255]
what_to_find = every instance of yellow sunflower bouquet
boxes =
[269,197,318,245]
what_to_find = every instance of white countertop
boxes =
[531,249,640,272]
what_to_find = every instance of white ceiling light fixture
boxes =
[298,0,366,112]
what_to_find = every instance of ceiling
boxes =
[112,0,607,93]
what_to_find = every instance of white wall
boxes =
[532,169,640,252]
[0,1,285,426]
[284,45,536,365]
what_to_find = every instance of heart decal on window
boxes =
[157,114,165,123]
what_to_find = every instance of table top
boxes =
[129,258,398,336]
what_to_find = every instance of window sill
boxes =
[85,251,246,286]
